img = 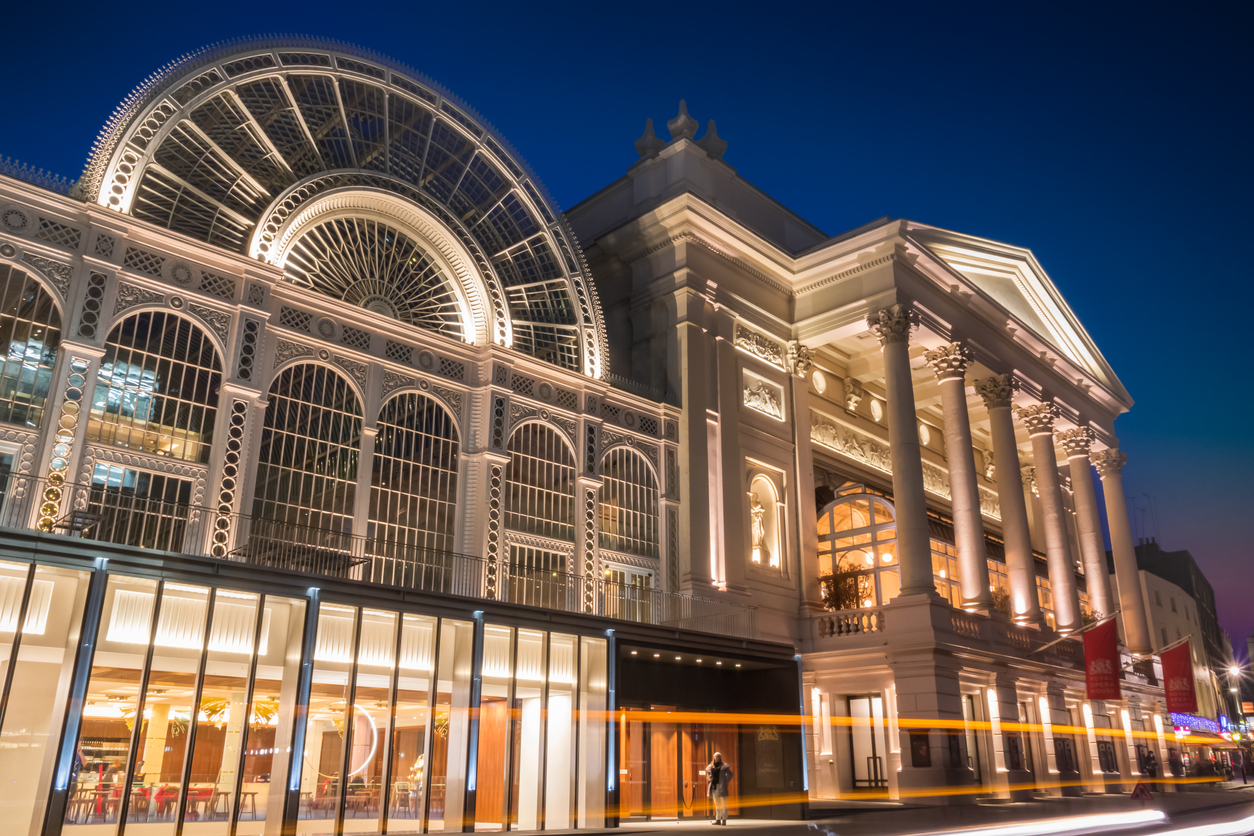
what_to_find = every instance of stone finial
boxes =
[842,377,864,412]
[634,118,665,158]
[1056,427,1095,459]
[697,119,727,159]
[667,100,698,141]
[1016,403,1059,436]
[923,342,972,381]
[973,374,1017,409]
[1090,448,1126,478]
[786,340,814,377]
[866,304,918,346]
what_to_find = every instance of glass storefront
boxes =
[0,561,609,836]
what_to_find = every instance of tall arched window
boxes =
[817,490,898,609]
[598,448,658,558]
[252,364,361,535]
[87,311,221,463]
[0,265,60,431]
[369,392,459,554]
[505,423,575,541]
[505,423,575,604]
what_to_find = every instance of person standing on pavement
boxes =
[707,752,733,825]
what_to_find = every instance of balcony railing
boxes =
[0,475,756,638]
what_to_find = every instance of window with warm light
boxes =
[817,489,897,609]
[87,311,222,463]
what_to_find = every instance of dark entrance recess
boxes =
[616,645,804,822]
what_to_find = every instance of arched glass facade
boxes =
[597,448,658,558]
[369,392,460,555]
[504,423,574,542]
[86,311,222,463]
[252,364,362,537]
[817,490,899,609]
[0,265,60,431]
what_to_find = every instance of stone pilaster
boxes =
[973,374,1041,623]
[867,304,935,599]
[923,342,992,610]
[1016,403,1082,633]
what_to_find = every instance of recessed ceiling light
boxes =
[735,664,741,668]
[630,650,637,655]
[653,653,660,658]
[716,661,722,665]
[696,659,703,663]
[675,656,681,660]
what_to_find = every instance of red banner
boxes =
[1084,617,1122,700]
[1161,641,1198,714]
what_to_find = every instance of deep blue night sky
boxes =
[4,2,1251,655]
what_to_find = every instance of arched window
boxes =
[369,393,459,554]
[252,364,362,535]
[749,475,781,569]
[598,448,658,558]
[504,423,575,541]
[0,265,60,430]
[816,490,898,609]
[87,311,221,463]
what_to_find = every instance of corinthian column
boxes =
[866,304,934,598]
[973,375,1041,624]
[1091,449,1153,655]
[1016,404,1082,633]
[1056,428,1114,618]
[923,343,992,610]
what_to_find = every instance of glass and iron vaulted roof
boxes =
[78,37,606,377]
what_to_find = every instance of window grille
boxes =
[34,218,82,250]
[438,357,465,380]
[369,393,460,556]
[279,306,312,332]
[0,265,61,430]
[88,464,193,551]
[598,449,659,558]
[123,247,164,277]
[86,311,222,463]
[504,423,574,541]
[507,545,567,609]
[252,364,362,536]
[384,340,411,364]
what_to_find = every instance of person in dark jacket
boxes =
[706,752,733,825]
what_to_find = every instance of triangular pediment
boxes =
[907,226,1129,403]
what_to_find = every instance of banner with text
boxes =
[1161,641,1198,714]
[1084,617,1122,700]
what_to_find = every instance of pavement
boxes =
[549,784,1254,836]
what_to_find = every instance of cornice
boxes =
[621,230,793,296]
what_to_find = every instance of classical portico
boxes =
[567,102,1162,804]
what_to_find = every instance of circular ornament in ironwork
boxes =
[0,243,15,258]
[170,261,195,285]
[538,382,553,400]
[418,379,430,391]
[316,317,337,339]
[540,409,550,421]
[169,296,185,309]
[318,349,331,361]
[624,411,637,428]
[418,350,436,371]
[2,208,30,234]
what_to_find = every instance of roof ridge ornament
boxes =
[634,119,665,159]
[696,120,727,160]
[667,99,698,141]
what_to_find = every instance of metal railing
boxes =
[604,372,672,405]
[0,474,756,638]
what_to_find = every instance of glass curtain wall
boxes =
[0,560,91,836]
[0,564,608,836]
[59,577,306,836]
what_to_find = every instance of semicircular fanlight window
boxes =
[284,217,465,340]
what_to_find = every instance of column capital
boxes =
[973,374,1017,409]
[922,342,972,381]
[1056,427,1095,459]
[1090,448,1127,477]
[1015,403,1059,436]
[786,340,815,377]
[866,303,918,346]
[1020,465,1037,493]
